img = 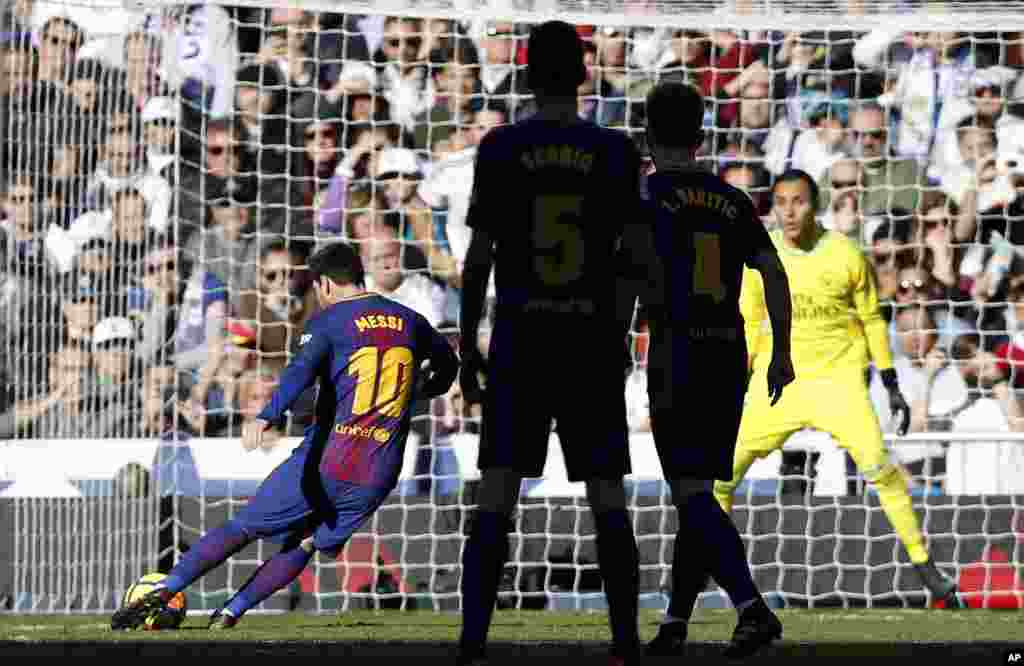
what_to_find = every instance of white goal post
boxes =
[1,0,1024,616]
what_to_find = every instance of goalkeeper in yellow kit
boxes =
[713,169,963,608]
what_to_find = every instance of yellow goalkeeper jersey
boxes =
[741,226,894,380]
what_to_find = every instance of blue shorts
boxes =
[650,339,749,481]
[479,324,630,482]
[233,440,390,553]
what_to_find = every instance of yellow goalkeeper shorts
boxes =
[733,370,891,475]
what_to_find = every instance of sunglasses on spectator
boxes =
[852,129,885,140]
[831,179,859,189]
[899,278,926,292]
[924,217,950,228]
[146,260,175,274]
[44,34,78,51]
[387,36,422,48]
[262,269,294,283]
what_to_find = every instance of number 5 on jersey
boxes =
[533,194,585,286]
[694,232,726,303]
[348,346,414,417]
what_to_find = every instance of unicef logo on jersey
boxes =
[335,423,392,444]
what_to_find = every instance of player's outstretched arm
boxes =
[459,228,494,404]
[255,322,331,426]
[749,248,795,405]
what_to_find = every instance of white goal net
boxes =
[1,0,1023,615]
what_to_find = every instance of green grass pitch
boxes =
[1,609,1022,659]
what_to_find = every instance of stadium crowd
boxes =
[1,1,1024,491]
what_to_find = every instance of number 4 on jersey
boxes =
[694,232,726,303]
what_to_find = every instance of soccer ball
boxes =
[122,573,187,630]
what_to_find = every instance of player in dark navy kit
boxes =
[456,20,645,665]
[111,242,458,631]
[638,82,795,659]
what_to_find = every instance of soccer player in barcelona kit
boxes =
[457,20,646,665]
[631,82,795,659]
[714,168,963,608]
[110,242,458,630]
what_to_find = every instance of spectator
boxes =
[412,54,481,154]
[720,161,770,217]
[578,40,626,127]
[183,192,255,294]
[372,147,447,281]
[173,253,228,409]
[890,262,973,353]
[233,62,289,174]
[176,117,299,238]
[88,315,145,437]
[252,9,322,93]
[655,28,710,90]
[474,21,529,119]
[0,342,89,438]
[819,103,926,215]
[233,237,315,362]
[371,15,432,130]
[415,104,507,283]
[342,185,390,242]
[140,96,178,181]
[287,92,343,219]
[718,60,775,158]
[854,29,984,164]
[820,159,865,241]
[1,170,70,278]
[84,124,172,236]
[35,15,84,89]
[218,365,300,441]
[765,91,849,184]
[119,30,168,111]
[317,120,399,233]
[871,305,968,440]
[141,362,204,437]
[359,225,444,327]
[133,242,179,366]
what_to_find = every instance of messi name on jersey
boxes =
[354,314,406,333]
[662,187,740,220]
[521,144,595,175]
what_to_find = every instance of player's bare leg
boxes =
[457,468,521,665]
[584,478,641,662]
[649,478,781,658]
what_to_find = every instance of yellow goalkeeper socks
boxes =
[713,448,759,515]
[871,465,930,565]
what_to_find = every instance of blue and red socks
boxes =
[224,545,315,618]
[162,519,250,594]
